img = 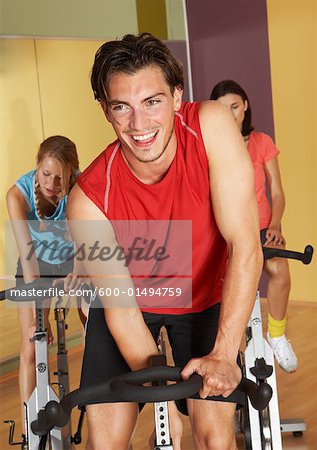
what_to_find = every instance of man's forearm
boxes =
[212,242,263,359]
[106,307,159,371]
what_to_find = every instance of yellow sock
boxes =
[268,314,286,338]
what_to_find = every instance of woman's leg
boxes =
[264,249,291,321]
[263,245,297,372]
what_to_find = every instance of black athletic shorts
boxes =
[260,228,268,246]
[80,297,244,415]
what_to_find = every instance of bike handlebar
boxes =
[31,366,272,436]
[1,245,313,302]
[263,245,313,264]
[109,366,272,411]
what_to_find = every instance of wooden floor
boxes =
[0,301,316,449]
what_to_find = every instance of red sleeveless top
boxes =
[78,102,227,314]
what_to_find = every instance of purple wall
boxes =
[186,0,272,293]
[185,0,275,138]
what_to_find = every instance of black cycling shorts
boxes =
[260,228,268,246]
[80,298,244,414]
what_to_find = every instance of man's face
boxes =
[102,66,183,163]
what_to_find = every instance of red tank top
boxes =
[78,102,227,314]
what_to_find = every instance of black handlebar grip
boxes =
[111,366,272,411]
[112,366,273,411]
[111,366,202,403]
[238,378,272,410]
[263,245,314,264]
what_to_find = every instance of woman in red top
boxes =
[210,80,297,373]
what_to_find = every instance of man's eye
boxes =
[113,104,128,112]
[147,99,160,106]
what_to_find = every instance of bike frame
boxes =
[26,299,63,450]
[242,291,283,449]
[4,294,76,450]
[238,243,311,450]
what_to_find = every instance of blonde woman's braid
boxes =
[34,175,47,231]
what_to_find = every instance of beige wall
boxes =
[0,0,185,40]
[1,0,138,38]
[166,0,186,40]
[267,0,317,302]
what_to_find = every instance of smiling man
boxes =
[67,33,263,450]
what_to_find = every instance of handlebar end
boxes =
[45,400,70,428]
[303,245,314,265]
[251,382,273,410]
[238,378,273,411]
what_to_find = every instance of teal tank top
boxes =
[16,170,73,265]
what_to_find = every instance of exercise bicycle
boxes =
[28,355,272,450]
[236,244,314,450]
[1,279,88,450]
[3,245,312,449]
[0,273,282,450]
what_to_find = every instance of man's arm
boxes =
[182,101,263,397]
[67,184,159,370]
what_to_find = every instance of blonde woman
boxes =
[6,135,83,443]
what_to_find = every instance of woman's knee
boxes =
[266,259,290,284]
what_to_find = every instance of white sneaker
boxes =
[267,333,298,373]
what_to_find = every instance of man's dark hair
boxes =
[210,79,254,136]
[91,33,184,102]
